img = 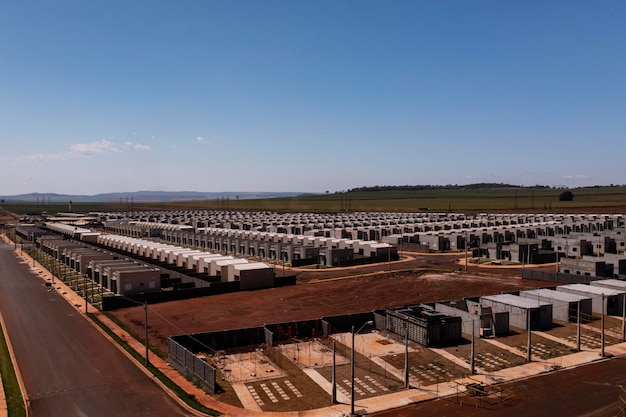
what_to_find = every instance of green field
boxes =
[2,186,626,215]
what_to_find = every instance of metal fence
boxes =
[168,337,217,394]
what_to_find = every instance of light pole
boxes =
[351,320,373,416]
[404,325,409,388]
[84,273,88,314]
[331,340,337,404]
[144,301,150,366]
[601,294,605,358]
[526,309,532,362]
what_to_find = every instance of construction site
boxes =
[6,210,626,416]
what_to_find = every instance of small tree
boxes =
[559,191,574,201]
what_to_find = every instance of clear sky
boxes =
[1,1,625,195]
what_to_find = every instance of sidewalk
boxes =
[14,245,626,417]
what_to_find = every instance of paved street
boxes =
[0,243,195,417]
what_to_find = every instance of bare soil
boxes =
[109,254,596,414]
[112,254,551,356]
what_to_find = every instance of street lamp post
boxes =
[84,273,88,314]
[331,340,337,404]
[144,301,150,366]
[351,320,373,416]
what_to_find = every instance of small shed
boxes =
[480,294,553,330]
[557,284,625,316]
[590,279,626,293]
[520,288,592,323]
[435,298,509,337]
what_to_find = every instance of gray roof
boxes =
[521,288,590,303]
[481,293,551,309]
[558,283,626,296]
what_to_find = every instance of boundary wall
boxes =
[522,269,601,284]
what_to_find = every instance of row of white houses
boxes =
[103,223,395,267]
[95,234,275,289]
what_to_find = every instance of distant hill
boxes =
[0,191,308,203]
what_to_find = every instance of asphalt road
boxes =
[0,243,195,417]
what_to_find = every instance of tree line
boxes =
[346,183,551,193]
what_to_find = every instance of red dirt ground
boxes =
[112,253,553,355]
[110,252,626,417]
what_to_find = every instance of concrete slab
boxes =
[231,383,263,412]
[215,351,285,383]
[277,340,340,369]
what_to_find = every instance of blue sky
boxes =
[1,1,625,195]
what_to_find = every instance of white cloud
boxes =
[196,136,205,143]
[70,139,122,156]
[562,174,590,180]
[17,139,150,163]
[20,153,66,162]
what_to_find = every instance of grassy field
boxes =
[0,318,26,417]
[2,186,626,214]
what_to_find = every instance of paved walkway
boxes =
[8,242,626,417]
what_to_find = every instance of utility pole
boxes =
[471,319,476,373]
[576,300,581,351]
[526,310,532,362]
[404,325,409,389]
[331,341,336,404]
[351,326,355,416]
[601,295,605,358]
[84,273,88,314]
[144,302,150,366]
[622,296,626,342]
